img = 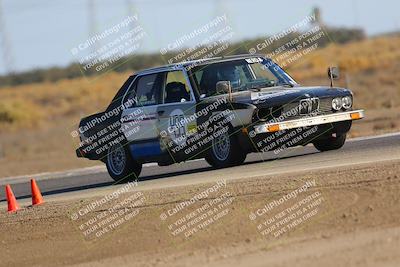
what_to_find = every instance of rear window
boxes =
[107,75,135,111]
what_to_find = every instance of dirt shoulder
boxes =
[0,159,399,267]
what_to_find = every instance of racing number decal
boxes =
[169,109,187,145]
[170,115,185,138]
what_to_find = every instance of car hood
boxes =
[230,86,352,107]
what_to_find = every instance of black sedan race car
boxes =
[76,55,364,182]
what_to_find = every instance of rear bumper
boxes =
[76,147,102,160]
[254,109,364,134]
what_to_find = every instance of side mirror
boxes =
[216,81,233,101]
[327,67,340,87]
[327,67,340,79]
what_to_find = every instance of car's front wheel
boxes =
[313,133,347,152]
[106,142,142,182]
[205,126,246,168]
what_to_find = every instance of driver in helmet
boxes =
[217,65,241,89]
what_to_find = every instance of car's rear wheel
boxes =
[313,133,347,152]
[205,126,246,168]
[106,142,142,182]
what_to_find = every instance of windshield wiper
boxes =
[249,84,263,91]
[248,80,276,91]
[279,82,294,88]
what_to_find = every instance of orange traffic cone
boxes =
[5,185,20,213]
[31,179,44,206]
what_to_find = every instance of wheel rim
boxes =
[108,144,126,175]
[212,130,230,161]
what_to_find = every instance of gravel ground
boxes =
[0,159,399,267]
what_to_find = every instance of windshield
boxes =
[190,58,297,97]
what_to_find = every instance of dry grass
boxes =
[289,36,400,79]
[0,71,131,131]
[0,71,132,176]
[0,36,399,177]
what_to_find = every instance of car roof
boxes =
[135,54,268,75]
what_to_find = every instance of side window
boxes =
[163,71,192,104]
[128,73,163,107]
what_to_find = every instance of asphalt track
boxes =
[1,132,399,204]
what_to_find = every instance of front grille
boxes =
[282,102,300,116]
[282,97,333,118]
[299,98,319,115]
[319,98,333,114]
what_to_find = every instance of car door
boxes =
[120,72,164,159]
[157,70,198,162]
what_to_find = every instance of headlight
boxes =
[342,96,352,109]
[332,97,342,111]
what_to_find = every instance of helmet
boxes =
[217,65,241,88]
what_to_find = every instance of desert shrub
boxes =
[0,100,42,127]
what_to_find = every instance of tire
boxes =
[205,125,246,168]
[106,142,142,183]
[313,133,347,152]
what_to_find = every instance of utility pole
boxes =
[125,0,139,36]
[0,0,15,73]
[311,7,324,28]
[88,0,98,55]
[125,0,137,22]
[214,0,228,23]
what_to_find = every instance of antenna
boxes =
[0,0,15,73]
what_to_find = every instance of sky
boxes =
[0,0,399,74]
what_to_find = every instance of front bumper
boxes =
[254,109,364,134]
